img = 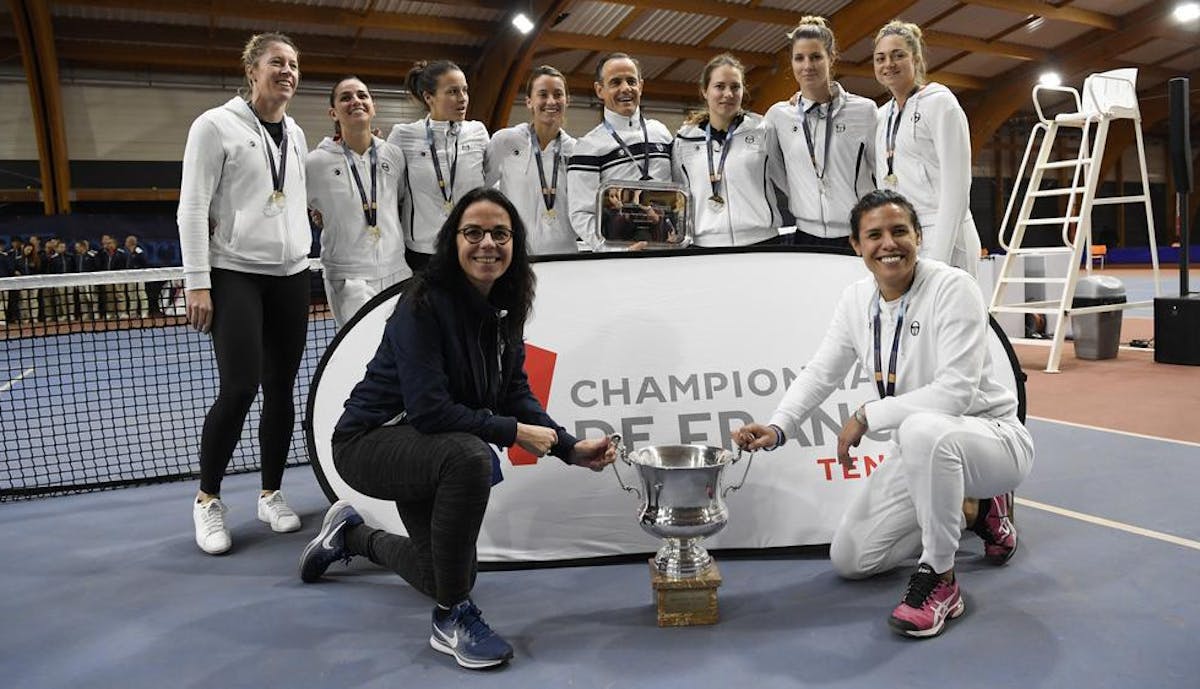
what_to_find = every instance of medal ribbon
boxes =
[704,116,737,201]
[884,86,920,182]
[247,101,288,197]
[799,100,834,181]
[341,141,378,230]
[425,117,459,206]
[602,113,652,180]
[529,126,561,213]
[871,290,910,399]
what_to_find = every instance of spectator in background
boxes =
[98,233,128,318]
[14,241,39,322]
[72,239,100,321]
[43,238,67,322]
[0,237,12,326]
[125,234,149,318]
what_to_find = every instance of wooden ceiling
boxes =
[2,0,1198,214]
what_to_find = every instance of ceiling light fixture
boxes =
[1039,71,1062,87]
[512,12,535,34]
[1174,3,1200,21]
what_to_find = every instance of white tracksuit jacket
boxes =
[765,82,877,239]
[306,136,411,282]
[178,97,310,291]
[387,117,489,255]
[768,259,1020,437]
[671,113,784,247]
[875,83,980,276]
[567,108,673,249]
[485,123,580,255]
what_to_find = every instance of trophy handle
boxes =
[721,448,755,498]
[609,433,642,500]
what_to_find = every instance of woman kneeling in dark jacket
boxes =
[299,186,615,670]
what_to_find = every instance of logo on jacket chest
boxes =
[909,321,920,336]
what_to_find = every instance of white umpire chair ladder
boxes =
[990,68,1160,373]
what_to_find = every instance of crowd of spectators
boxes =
[0,233,160,325]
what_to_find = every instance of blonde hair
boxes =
[875,20,926,85]
[787,15,837,61]
[684,53,746,126]
[241,32,298,95]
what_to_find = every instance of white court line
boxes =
[1017,497,1200,553]
[1027,415,1200,449]
[0,366,35,393]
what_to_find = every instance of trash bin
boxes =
[1072,276,1125,360]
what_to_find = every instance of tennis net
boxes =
[0,264,336,500]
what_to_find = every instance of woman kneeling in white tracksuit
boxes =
[307,76,412,328]
[672,53,784,247]
[736,189,1033,638]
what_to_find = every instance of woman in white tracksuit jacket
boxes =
[308,76,412,328]
[485,65,580,255]
[736,190,1033,639]
[387,60,489,271]
[873,20,981,277]
[765,16,876,249]
[178,33,311,555]
[672,54,784,247]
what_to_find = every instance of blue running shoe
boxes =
[430,600,514,669]
[298,500,363,583]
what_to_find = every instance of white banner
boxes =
[308,250,1024,562]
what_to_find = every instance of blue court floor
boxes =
[2,418,1197,689]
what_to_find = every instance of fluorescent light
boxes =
[512,12,534,34]
[1175,3,1200,21]
[1039,72,1062,87]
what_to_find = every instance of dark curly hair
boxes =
[409,187,536,333]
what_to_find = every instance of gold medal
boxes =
[885,173,898,187]
[270,190,286,205]
[443,200,453,214]
[544,208,557,221]
[367,226,381,240]
[709,194,724,206]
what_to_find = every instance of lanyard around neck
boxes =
[705,115,739,201]
[871,290,910,399]
[247,101,288,194]
[603,113,652,180]
[799,100,834,180]
[529,125,561,212]
[425,117,459,204]
[885,86,920,181]
[340,141,378,230]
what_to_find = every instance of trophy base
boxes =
[648,558,722,627]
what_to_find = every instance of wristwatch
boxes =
[853,405,869,429]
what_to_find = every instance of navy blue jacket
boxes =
[98,248,127,271]
[335,279,577,462]
[71,250,99,273]
[0,249,12,278]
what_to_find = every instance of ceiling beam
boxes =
[53,0,493,38]
[966,2,1176,156]
[598,0,802,26]
[541,30,775,67]
[11,0,70,214]
[922,29,1047,62]
[958,0,1118,30]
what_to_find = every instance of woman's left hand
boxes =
[569,436,616,472]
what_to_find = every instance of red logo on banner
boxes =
[508,343,557,465]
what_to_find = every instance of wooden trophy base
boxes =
[648,558,722,627]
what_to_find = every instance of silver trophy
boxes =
[610,433,754,578]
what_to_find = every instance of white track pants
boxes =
[830,412,1033,577]
[325,268,409,329]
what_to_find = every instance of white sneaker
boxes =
[193,498,231,555]
[257,491,301,533]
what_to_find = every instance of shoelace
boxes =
[454,602,496,642]
[263,494,297,519]
[198,502,226,536]
[902,568,942,608]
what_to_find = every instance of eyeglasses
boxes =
[458,227,513,245]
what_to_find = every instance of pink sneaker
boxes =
[888,564,965,638]
[972,493,1017,564]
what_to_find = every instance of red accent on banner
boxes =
[508,343,558,465]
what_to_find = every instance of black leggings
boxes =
[198,268,310,495]
[334,425,493,607]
